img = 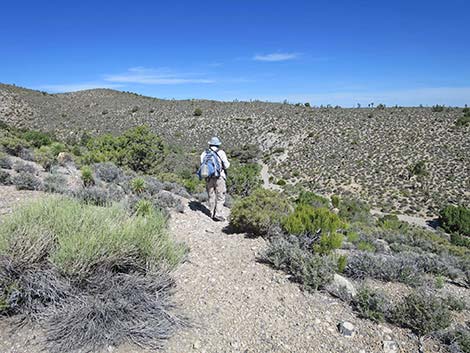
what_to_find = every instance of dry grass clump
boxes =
[0,196,186,351]
[262,234,336,291]
[12,172,42,190]
[345,251,463,286]
[43,271,180,353]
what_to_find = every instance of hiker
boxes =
[198,137,230,221]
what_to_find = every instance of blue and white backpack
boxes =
[197,149,222,180]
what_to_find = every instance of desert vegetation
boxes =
[229,188,470,352]
[0,197,186,352]
[0,122,200,351]
[1,84,469,352]
[1,84,469,217]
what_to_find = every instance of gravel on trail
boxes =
[0,192,439,353]
[160,202,424,353]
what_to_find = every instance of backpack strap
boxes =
[213,150,227,176]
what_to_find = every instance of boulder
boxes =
[383,340,398,353]
[338,321,355,337]
[328,273,357,299]
[57,152,73,166]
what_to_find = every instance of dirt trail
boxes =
[259,161,282,191]
[160,201,421,353]
[0,187,432,353]
[370,210,436,232]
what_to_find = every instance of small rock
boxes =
[328,274,357,298]
[338,321,355,337]
[57,152,74,166]
[383,340,398,353]
[380,325,393,335]
[374,239,391,253]
[193,340,202,349]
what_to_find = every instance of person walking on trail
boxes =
[198,137,230,221]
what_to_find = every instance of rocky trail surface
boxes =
[0,187,443,353]
[158,202,427,353]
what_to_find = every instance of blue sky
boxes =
[1,0,469,106]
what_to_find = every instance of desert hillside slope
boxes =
[1,83,469,216]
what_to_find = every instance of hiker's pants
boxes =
[206,177,226,218]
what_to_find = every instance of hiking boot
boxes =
[213,215,226,222]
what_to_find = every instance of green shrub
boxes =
[315,232,344,255]
[34,145,56,170]
[357,240,376,252]
[391,291,451,336]
[131,177,146,194]
[338,198,371,223]
[379,224,470,259]
[296,191,329,208]
[226,162,262,197]
[181,176,203,194]
[134,199,154,217]
[50,142,67,156]
[273,147,285,154]
[193,108,202,116]
[353,286,389,322]
[432,104,445,112]
[0,197,186,278]
[84,126,166,174]
[229,189,292,236]
[228,144,260,164]
[276,179,286,186]
[456,114,470,127]
[81,166,94,186]
[282,205,345,254]
[331,194,340,208]
[440,205,470,236]
[22,130,53,148]
[283,205,344,235]
[376,103,386,110]
[347,230,360,243]
[0,136,30,156]
[450,232,470,249]
[407,160,428,177]
[376,214,407,231]
[337,255,347,273]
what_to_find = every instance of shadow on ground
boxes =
[188,200,211,218]
[426,218,441,229]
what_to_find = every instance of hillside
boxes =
[1,128,469,353]
[1,83,469,217]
